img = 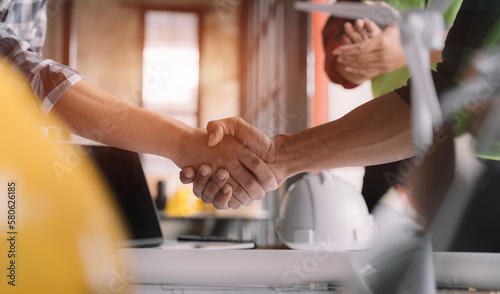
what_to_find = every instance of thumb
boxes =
[206,117,272,159]
[207,121,225,147]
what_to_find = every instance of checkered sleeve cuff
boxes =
[1,27,85,115]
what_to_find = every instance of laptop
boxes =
[83,144,255,250]
[83,144,164,247]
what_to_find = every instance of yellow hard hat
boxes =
[0,61,130,293]
[167,185,213,217]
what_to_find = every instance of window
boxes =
[143,10,200,127]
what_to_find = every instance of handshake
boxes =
[177,117,289,210]
[172,91,414,211]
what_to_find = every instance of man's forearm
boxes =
[50,80,195,167]
[275,91,413,177]
[50,80,277,205]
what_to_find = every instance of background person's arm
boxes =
[334,23,406,77]
[322,8,367,89]
[330,19,386,84]
[333,18,446,82]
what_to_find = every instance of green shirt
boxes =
[370,0,463,98]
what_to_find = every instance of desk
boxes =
[128,284,338,293]
[120,249,500,293]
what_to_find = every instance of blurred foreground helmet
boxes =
[275,171,377,251]
[0,61,129,293]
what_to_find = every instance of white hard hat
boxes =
[275,171,377,251]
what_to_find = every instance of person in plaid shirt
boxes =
[0,0,278,209]
[0,0,83,114]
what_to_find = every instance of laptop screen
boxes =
[83,144,164,247]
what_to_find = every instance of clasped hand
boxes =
[332,2,406,79]
[179,118,287,210]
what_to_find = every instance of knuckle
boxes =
[231,187,252,207]
[193,176,206,187]
[213,197,228,210]
[249,155,263,169]
[207,121,219,131]
[243,177,260,195]
[195,167,210,181]
[193,184,208,198]
[205,182,222,196]
[192,185,202,198]
[234,117,244,124]
[232,183,243,197]
[193,189,202,199]
[229,162,246,178]
[238,195,252,207]
[237,143,247,153]
[228,198,242,210]
[201,193,213,204]
[253,190,265,201]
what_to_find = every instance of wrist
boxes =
[160,119,206,168]
[271,134,305,182]
[271,122,346,177]
[335,60,368,86]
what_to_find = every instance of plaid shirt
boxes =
[0,0,84,115]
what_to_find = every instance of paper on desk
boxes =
[158,240,255,250]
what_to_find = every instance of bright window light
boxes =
[143,10,199,127]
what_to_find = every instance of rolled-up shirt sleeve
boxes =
[0,26,85,115]
[394,70,459,106]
